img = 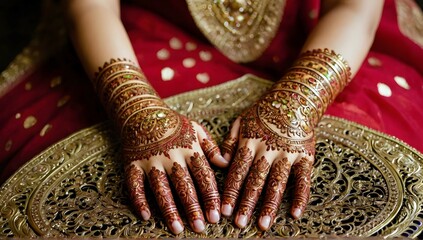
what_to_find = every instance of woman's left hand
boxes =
[220,88,316,231]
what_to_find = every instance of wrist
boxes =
[93,59,168,129]
[270,48,351,128]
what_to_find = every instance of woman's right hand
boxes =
[123,109,228,234]
[94,59,228,235]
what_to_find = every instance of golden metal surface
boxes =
[186,0,286,63]
[1,75,423,238]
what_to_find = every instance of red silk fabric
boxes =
[0,0,422,183]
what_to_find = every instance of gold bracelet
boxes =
[239,49,351,155]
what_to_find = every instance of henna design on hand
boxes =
[237,156,271,218]
[148,167,182,229]
[170,162,204,226]
[122,111,196,161]
[259,158,290,221]
[291,157,313,214]
[125,164,150,219]
[238,49,350,155]
[222,146,254,208]
[200,138,220,161]
[220,136,238,158]
[94,59,197,162]
[189,152,220,213]
[240,106,316,155]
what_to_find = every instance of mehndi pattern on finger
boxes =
[170,162,204,224]
[222,146,254,208]
[125,164,150,218]
[200,138,221,160]
[292,157,313,213]
[259,157,290,219]
[238,156,271,218]
[190,152,220,213]
[148,167,182,228]
[220,135,238,158]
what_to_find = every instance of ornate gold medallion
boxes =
[1,75,423,238]
[186,0,286,63]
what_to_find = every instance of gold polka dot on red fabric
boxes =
[169,37,183,50]
[157,49,170,60]
[199,51,212,62]
[368,57,382,67]
[23,116,37,129]
[40,124,53,137]
[15,113,21,119]
[394,76,410,90]
[161,67,175,81]
[25,82,32,91]
[182,58,196,68]
[50,76,62,88]
[185,42,197,51]
[57,95,71,107]
[4,140,12,151]
[377,83,392,97]
[196,73,210,84]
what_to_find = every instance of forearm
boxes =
[64,0,167,147]
[302,0,384,76]
[266,0,384,134]
[65,0,137,76]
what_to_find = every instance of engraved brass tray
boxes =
[1,75,423,238]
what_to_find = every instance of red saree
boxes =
[0,0,422,184]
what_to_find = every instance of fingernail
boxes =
[141,210,150,220]
[223,153,231,162]
[236,214,248,228]
[171,220,184,234]
[216,155,229,167]
[193,219,205,232]
[208,209,220,223]
[221,204,233,217]
[259,216,271,230]
[292,208,302,219]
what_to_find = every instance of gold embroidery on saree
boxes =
[396,0,423,48]
[0,2,66,98]
[186,0,286,63]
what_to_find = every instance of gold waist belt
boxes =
[1,75,422,238]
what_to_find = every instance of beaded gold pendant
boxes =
[186,0,286,63]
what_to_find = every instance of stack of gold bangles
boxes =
[246,48,351,155]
